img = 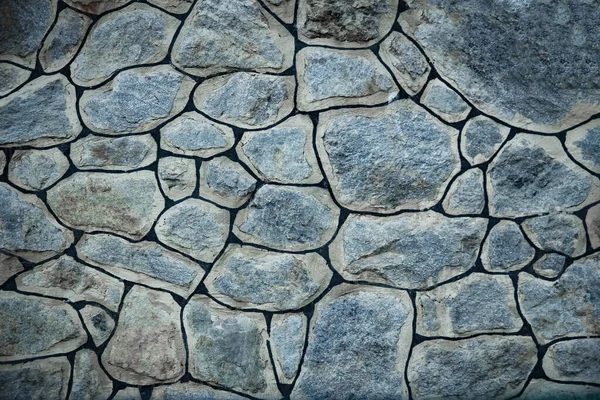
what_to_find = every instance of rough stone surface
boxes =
[71,349,113,400]
[566,119,600,174]
[63,0,131,14]
[0,357,71,400]
[517,379,600,400]
[0,253,24,286]
[461,116,511,166]
[157,157,196,201]
[544,339,600,385]
[79,305,115,347]
[70,134,157,171]
[420,79,471,123]
[199,157,257,208]
[522,213,587,257]
[263,0,295,24]
[147,0,192,14]
[481,221,535,273]
[8,148,69,191]
[442,168,485,215]
[0,63,31,97]
[113,388,142,400]
[379,32,430,96]
[150,382,247,400]
[533,253,566,279]
[587,203,600,249]
[271,313,306,384]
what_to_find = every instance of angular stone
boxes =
[71,4,179,87]
[0,63,31,97]
[533,253,566,279]
[420,79,471,123]
[205,244,331,311]
[80,66,194,135]
[566,119,600,174]
[408,336,537,400]
[481,221,535,273]
[270,313,306,384]
[147,0,192,14]
[77,233,205,297]
[71,350,113,400]
[150,382,247,400]
[292,284,412,400]
[0,291,87,361]
[517,379,600,400]
[113,388,142,400]
[70,134,157,171]
[317,100,460,213]
[330,211,487,289]
[47,171,164,240]
[0,253,23,286]
[234,185,340,251]
[183,295,281,399]
[63,0,131,14]
[154,199,230,263]
[379,32,430,96]
[194,72,295,129]
[172,0,294,77]
[263,0,295,24]
[199,157,257,208]
[543,339,600,385]
[102,286,185,385]
[79,305,115,347]
[461,115,511,166]
[296,47,397,111]
[0,357,70,400]
[442,168,485,215]
[523,213,587,257]
[157,157,196,201]
[587,203,600,249]
[8,148,69,191]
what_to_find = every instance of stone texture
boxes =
[544,339,600,385]
[205,244,331,311]
[151,382,247,400]
[379,32,430,96]
[0,357,70,400]
[330,211,487,289]
[566,119,600,174]
[461,116,511,166]
[533,253,566,279]
[587,203,600,249]
[113,388,142,400]
[157,157,196,201]
[420,79,471,123]
[517,379,600,400]
[0,63,31,97]
[271,313,306,384]
[79,305,115,347]
[70,134,157,171]
[172,0,294,77]
[71,349,113,400]
[523,213,587,257]
[102,286,186,385]
[0,151,4,175]
[234,185,340,251]
[8,148,69,191]
[317,100,460,213]
[442,168,485,215]
[199,157,257,208]
[263,0,295,24]
[292,284,412,400]
[147,0,192,14]
[63,0,131,14]
[0,253,24,286]
[481,221,535,273]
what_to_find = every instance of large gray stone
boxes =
[71,349,113,400]
[63,0,131,14]
[157,157,196,201]
[147,0,193,14]
[0,357,70,400]
[70,134,157,171]
[587,203,600,250]
[566,118,600,174]
[420,79,471,123]
[150,382,247,400]
[379,32,430,96]
[199,157,257,208]
[522,213,587,257]
[8,148,69,191]
[543,339,600,385]
[79,305,115,347]
[270,313,306,384]
[442,168,485,215]
[0,253,23,286]
[460,116,511,166]
[481,221,535,273]
[0,63,31,97]
[517,379,600,400]
[533,253,566,279]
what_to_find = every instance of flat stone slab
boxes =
[522,213,587,257]
[150,382,247,400]
[379,32,430,96]
[461,116,510,166]
[420,79,471,123]
[442,168,485,215]
[8,148,69,191]
[70,134,157,172]
[0,357,70,400]
[566,118,600,174]
[63,0,131,14]
[517,379,600,400]
[199,157,257,208]
[270,313,306,384]
[71,350,113,400]
[543,339,600,385]
[0,63,31,97]
[481,221,535,273]
[79,305,115,347]
[157,157,196,201]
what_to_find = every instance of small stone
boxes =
[543,339,600,385]
[296,47,397,111]
[330,211,487,289]
[234,185,340,251]
[461,116,511,166]
[157,157,196,201]
[587,203,600,249]
[517,379,600,400]
[8,148,69,191]
[533,253,566,279]
[71,349,113,400]
[522,213,587,257]
[154,199,230,263]
[0,357,70,400]
[442,168,485,215]
[79,305,115,347]
[481,221,535,273]
[147,0,192,14]
[102,286,186,385]
[262,0,295,24]
[566,118,600,174]
[150,382,247,400]
[0,253,23,286]
[63,0,131,14]
[113,388,142,400]
[420,79,471,123]
[194,72,295,129]
[205,244,331,311]
[0,151,4,175]
[270,313,306,384]
[70,134,157,171]
[199,157,257,208]
[0,63,31,97]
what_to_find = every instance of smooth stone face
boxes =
[113,388,142,400]
[79,305,115,347]
[0,357,70,400]
[533,253,566,279]
[0,253,24,286]
[517,379,600,400]
[522,213,587,257]
[481,221,535,273]
[71,350,113,400]
[262,0,295,24]
[442,168,485,215]
[157,157,196,201]
[379,32,430,96]
[587,203,600,249]
[543,339,600,385]
[292,284,413,400]
[150,382,247,400]
[330,211,488,289]
[566,119,600,174]
[70,134,157,171]
[205,244,331,311]
[0,63,31,96]
[147,0,193,14]
[63,0,131,14]
[8,148,69,191]
[199,157,257,208]
[420,79,471,123]
[271,313,306,384]
[461,116,511,166]
[317,100,460,213]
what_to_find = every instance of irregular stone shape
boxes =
[147,0,192,14]
[420,79,471,123]
[481,221,535,273]
[379,32,430,96]
[77,233,205,297]
[113,388,142,400]
[71,350,113,400]
[158,157,196,201]
[566,119,600,174]
[296,47,397,111]
[63,0,131,14]
[79,305,115,347]
[80,66,194,135]
[517,379,600,400]
[292,284,412,400]
[461,115,511,166]
[151,382,247,400]
[0,183,74,263]
[183,296,281,399]
[487,134,600,218]
[544,339,600,385]
[0,63,31,97]
[317,100,460,213]
[70,134,157,171]
[442,168,485,215]
[270,313,306,384]
[154,199,230,263]
[0,291,87,361]
[0,74,81,147]
[102,286,185,385]
[523,213,587,257]
[587,203,600,249]
[296,0,397,48]
[416,273,522,337]
[262,0,295,24]
[0,253,23,286]
[199,157,257,208]
[161,114,234,159]
[0,357,70,400]
[408,336,537,400]
[71,4,179,87]
[234,185,340,251]
[330,211,487,289]
[205,244,331,311]
[533,253,566,279]
[8,148,69,191]
[194,72,295,130]
[47,171,164,240]
[172,0,294,77]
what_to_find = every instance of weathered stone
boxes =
[157,157,196,201]
[0,151,4,175]
[71,4,179,87]
[517,379,600,400]
[199,157,257,208]
[205,244,331,311]
[543,339,600,385]
[79,305,115,347]
[77,233,205,297]
[154,199,230,263]
[102,286,185,385]
[292,284,412,400]
[47,171,164,240]
[461,115,511,166]
[420,79,471,123]
[442,168,485,215]
[416,273,522,337]
[0,253,23,286]
[408,336,537,400]
[271,313,306,384]
[172,0,294,77]
[234,185,340,251]
[533,253,566,279]
[70,134,157,171]
[8,148,69,191]
[587,203,600,249]
[296,47,397,111]
[147,0,192,14]
[481,221,535,273]
[71,349,113,400]
[80,66,194,135]
[317,100,460,213]
[523,214,587,257]
[566,119,600,174]
[63,0,131,14]
[183,295,281,399]
[0,63,31,97]
[0,357,70,400]
[263,0,295,24]
[379,32,430,96]
[194,72,295,129]
[0,291,87,361]
[113,387,142,400]
[150,382,247,400]
[330,211,487,289]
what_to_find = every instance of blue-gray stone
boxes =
[0,357,71,400]
[523,213,587,257]
[482,221,535,272]
[442,168,485,215]
[461,115,510,166]
[544,339,600,385]
[39,8,90,73]
[270,313,306,384]
[533,253,566,279]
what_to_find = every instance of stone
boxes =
[194,72,295,129]
[0,291,87,361]
[0,74,81,147]
[154,199,230,263]
[270,313,306,384]
[517,379,600,400]
[77,233,205,297]
[172,0,294,77]
[296,47,397,111]
[79,305,115,347]
[0,357,70,400]
[47,171,164,240]
[317,100,460,213]
[522,213,587,257]
[236,115,323,184]
[234,185,340,251]
[147,0,192,14]
[420,79,471,123]
[543,339,600,385]
[183,295,281,399]
[199,157,257,208]
[481,221,535,273]
[587,203,600,249]
[461,116,511,166]
[533,253,566,279]
[70,134,157,171]
[71,349,113,400]
[113,388,142,400]
[63,0,131,14]
[102,286,186,385]
[157,157,196,201]
[330,211,487,290]
[80,66,194,135]
[0,151,4,175]
[442,168,485,215]
[407,336,537,400]
[150,382,247,400]
[8,148,69,191]
[292,284,413,400]
[71,4,179,87]
[205,244,331,311]
[0,63,31,97]
[263,0,295,24]
[416,273,522,337]
[0,253,23,286]
[566,119,600,174]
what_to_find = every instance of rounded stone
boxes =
[532,253,566,279]
[8,148,69,191]
[460,115,510,166]
[79,305,115,347]
[522,213,587,257]
[565,118,600,174]
[442,168,485,215]
[199,157,257,208]
[70,134,157,171]
[157,157,197,201]
[481,221,535,273]
[420,79,472,123]
[543,339,600,385]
